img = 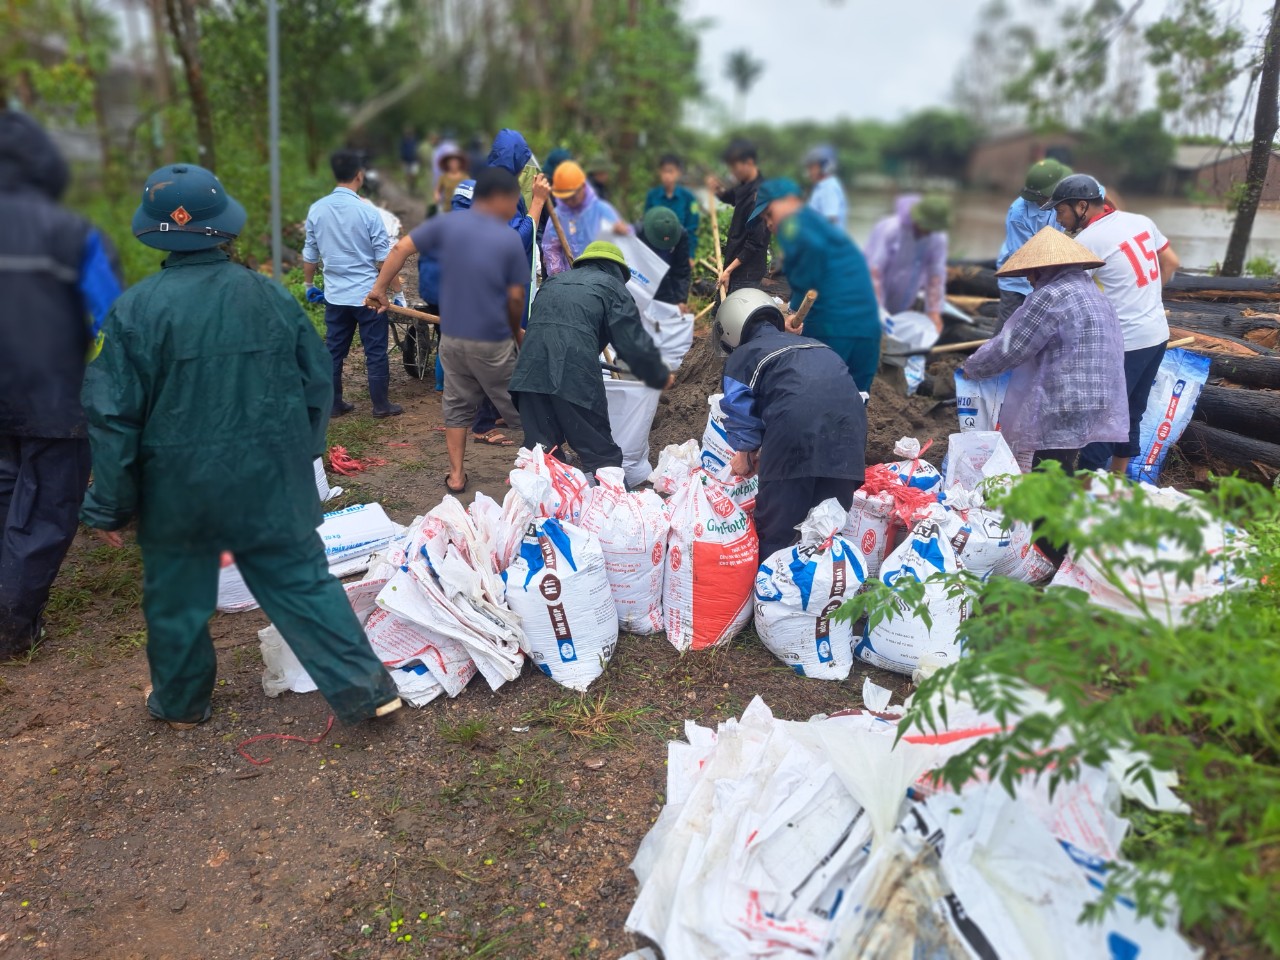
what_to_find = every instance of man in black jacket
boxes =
[510,241,674,475]
[717,288,867,561]
[707,139,769,293]
[0,111,122,657]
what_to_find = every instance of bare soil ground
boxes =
[0,188,961,960]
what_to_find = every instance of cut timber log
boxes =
[1195,351,1280,390]
[1168,326,1270,357]
[1164,273,1280,302]
[1181,420,1280,472]
[1166,303,1280,342]
[946,263,1280,305]
[946,265,1000,300]
[1196,385,1280,440]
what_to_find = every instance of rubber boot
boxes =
[331,376,354,417]
[369,378,403,418]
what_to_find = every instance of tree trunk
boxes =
[148,0,175,164]
[165,0,216,172]
[70,0,112,174]
[1200,351,1280,389]
[1195,384,1280,439]
[1221,0,1280,276]
[1181,419,1280,471]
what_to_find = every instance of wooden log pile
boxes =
[945,262,1280,479]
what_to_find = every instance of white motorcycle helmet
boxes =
[716,288,785,354]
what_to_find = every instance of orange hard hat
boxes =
[552,161,586,199]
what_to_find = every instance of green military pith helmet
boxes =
[1021,158,1073,204]
[573,240,632,280]
[642,206,683,252]
[132,163,246,252]
[910,194,952,233]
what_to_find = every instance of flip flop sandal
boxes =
[445,473,469,494]
[476,430,514,447]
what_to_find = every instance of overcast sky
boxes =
[686,0,1275,125]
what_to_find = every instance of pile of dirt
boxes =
[647,331,961,468]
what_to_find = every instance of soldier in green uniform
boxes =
[81,164,401,729]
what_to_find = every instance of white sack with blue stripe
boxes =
[755,499,866,680]
[503,518,619,692]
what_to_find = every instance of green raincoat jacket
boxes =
[509,261,669,410]
[81,249,333,550]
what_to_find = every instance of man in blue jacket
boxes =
[995,159,1071,330]
[751,178,881,391]
[717,289,867,561]
[0,111,122,658]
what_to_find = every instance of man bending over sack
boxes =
[82,164,401,729]
[716,289,868,560]
[510,241,675,477]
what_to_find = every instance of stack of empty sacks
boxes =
[626,695,1197,959]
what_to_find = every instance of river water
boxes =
[846,192,1280,273]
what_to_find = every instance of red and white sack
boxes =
[578,467,669,634]
[663,469,759,651]
[841,489,896,580]
[363,605,477,698]
[513,444,590,522]
[649,439,702,496]
[755,499,866,680]
[700,394,759,515]
[378,502,526,691]
[856,514,968,675]
[503,518,619,691]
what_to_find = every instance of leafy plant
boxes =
[842,469,1280,954]
[1245,254,1280,279]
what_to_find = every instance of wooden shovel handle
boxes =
[547,204,573,262]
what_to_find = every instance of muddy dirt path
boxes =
[0,183,959,960]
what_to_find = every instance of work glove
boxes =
[305,286,326,304]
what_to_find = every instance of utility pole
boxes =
[267,0,282,282]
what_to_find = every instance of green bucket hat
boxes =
[911,194,952,233]
[642,207,683,252]
[132,163,246,252]
[1021,159,1073,204]
[749,177,803,221]
[574,240,631,280]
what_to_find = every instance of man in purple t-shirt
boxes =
[368,168,528,494]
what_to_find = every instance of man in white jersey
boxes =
[1044,174,1180,475]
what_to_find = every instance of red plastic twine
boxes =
[237,715,335,766]
[328,445,389,477]
[861,463,939,528]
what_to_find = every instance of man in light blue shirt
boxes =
[303,149,402,418]
[804,145,847,228]
[994,159,1071,331]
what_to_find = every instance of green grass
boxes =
[326,415,390,460]
[437,717,491,746]
[522,691,656,748]
[30,540,147,667]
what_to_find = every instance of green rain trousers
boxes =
[143,537,394,725]
[82,249,396,724]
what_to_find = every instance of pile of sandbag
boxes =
[626,696,1196,960]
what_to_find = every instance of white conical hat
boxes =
[996,226,1105,278]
